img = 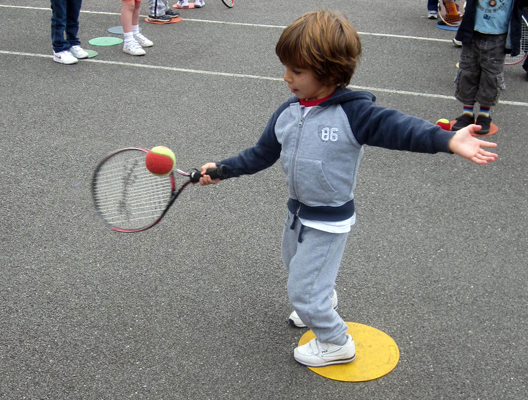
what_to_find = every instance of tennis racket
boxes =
[221,0,234,8]
[438,0,465,27]
[92,147,226,233]
[505,15,528,65]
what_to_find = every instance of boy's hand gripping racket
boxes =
[92,147,226,232]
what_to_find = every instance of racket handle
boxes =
[189,165,228,183]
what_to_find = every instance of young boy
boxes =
[451,0,528,134]
[50,0,89,64]
[148,0,180,23]
[199,10,498,368]
[175,0,205,8]
[427,0,438,19]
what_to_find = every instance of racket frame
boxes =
[92,147,223,233]
[221,0,234,8]
[438,0,465,27]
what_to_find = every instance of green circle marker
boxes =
[85,50,98,58]
[88,37,123,47]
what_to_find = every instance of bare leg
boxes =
[133,0,141,26]
[121,1,135,33]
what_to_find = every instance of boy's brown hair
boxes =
[275,10,362,88]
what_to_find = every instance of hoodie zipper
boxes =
[290,105,305,204]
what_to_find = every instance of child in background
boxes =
[199,10,498,367]
[451,0,528,134]
[50,0,88,64]
[121,0,153,56]
[427,0,438,19]
[148,0,180,23]
[175,0,205,8]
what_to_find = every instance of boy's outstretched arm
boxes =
[448,125,498,165]
[199,162,221,185]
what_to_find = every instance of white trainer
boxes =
[177,0,189,8]
[123,40,146,56]
[452,38,462,47]
[134,33,153,48]
[428,10,438,19]
[53,50,78,65]
[69,45,89,59]
[294,334,356,367]
[288,290,338,328]
[194,0,205,7]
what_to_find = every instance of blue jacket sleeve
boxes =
[217,103,287,178]
[344,99,454,154]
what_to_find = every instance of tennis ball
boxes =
[145,146,176,176]
[436,118,451,131]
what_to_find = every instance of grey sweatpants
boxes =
[281,212,349,345]
[455,32,507,107]
[149,0,170,17]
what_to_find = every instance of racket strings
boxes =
[438,0,464,26]
[93,151,175,230]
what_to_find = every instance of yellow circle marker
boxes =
[298,322,399,382]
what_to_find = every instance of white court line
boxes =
[0,4,452,43]
[1,50,527,107]
[1,5,527,107]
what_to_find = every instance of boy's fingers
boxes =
[481,149,498,158]
[478,140,498,148]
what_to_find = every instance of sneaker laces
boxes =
[127,40,142,50]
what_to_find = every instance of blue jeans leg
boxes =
[65,0,82,47]
[427,0,437,11]
[51,0,82,52]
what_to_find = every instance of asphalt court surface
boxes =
[1,0,527,398]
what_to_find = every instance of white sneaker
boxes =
[194,0,205,8]
[123,40,146,56]
[294,334,356,367]
[428,10,438,19]
[289,290,338,328]
[177,0,189,8]
[53,50,78,64]
[69,45,89,59]
[134,33,153,48]
[452,38,462,47]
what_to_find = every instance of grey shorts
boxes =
[455,32,507,107]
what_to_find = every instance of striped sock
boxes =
[463,105,474,117]
[478,106,490,118]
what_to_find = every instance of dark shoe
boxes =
[165,8,180,17]
[475,115,492,135]
[451,114,475,131]
[147,14,172,23]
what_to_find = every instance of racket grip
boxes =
[189,165,228,183]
